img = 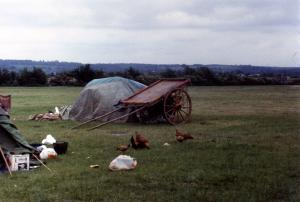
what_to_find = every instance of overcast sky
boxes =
[0,0,299,66]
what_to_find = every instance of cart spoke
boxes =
[168,112,176,122]
[166,109,176,118]
[181,106,190,109]
[175,110,181,123]
[164,88,192,125]
[180,109,189,115]
[166,107,176,114]
[178,110,185,122]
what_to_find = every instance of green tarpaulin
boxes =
[0,107,35,154]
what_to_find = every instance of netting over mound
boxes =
[69,77,146,122]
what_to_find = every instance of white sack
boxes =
[109,155,137,171]
[37,145,47,152]
[42,134,56,145]
[39,148,57,160]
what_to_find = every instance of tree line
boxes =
[0,64,299,86]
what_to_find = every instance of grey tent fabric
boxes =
[69,77,146,122]
[0,107,36,154]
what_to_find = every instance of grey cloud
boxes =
[0,0,298,66]
[0,0,298,31]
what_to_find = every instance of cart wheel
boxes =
[164,89,192,125]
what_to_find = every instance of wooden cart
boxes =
[73,79,192,130]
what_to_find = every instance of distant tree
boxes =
[17,67,47,86]
[48,71,75,86]
[137,73,160,85]
[9,71,18,86]
[198,67,216,80]
[71,64,96,85]
[182,65,196,75]
[0,69,11,85]
[124,67,140,80]
[32,68,48,84]
[95,69,105,78]
[194,67,218,85]
[160,68,177,78]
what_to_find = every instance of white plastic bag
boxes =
[54,106,59,114]
[109,155,137,171]
[42,134,56,145]
[39,148,57,160]
[36,145,47,152]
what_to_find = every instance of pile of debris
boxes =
[29,106,72,121]
[29,112,61,121]
[0,105,69,175]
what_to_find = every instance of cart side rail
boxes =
[121,79,191,106]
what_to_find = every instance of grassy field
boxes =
[0,86,299,202]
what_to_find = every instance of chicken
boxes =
[175,129,193,142]
[130,132,150,149]
[116,144,130,152]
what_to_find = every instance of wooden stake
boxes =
[32,154,53,173]
[0,146,12,176]
[71,107,124,130]
[88,106,145,131]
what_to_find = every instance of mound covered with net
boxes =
[69,77,146,122]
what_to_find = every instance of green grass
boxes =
[0,85,299,201]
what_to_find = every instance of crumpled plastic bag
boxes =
[109,155,137,171]
[37,145,47,152]
[39,148,57,160]
[42,134,56,145]
[54,106,59,114]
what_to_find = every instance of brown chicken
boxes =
[116,144,130,152]
[130,132,150,149]
[175,129,194,142]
